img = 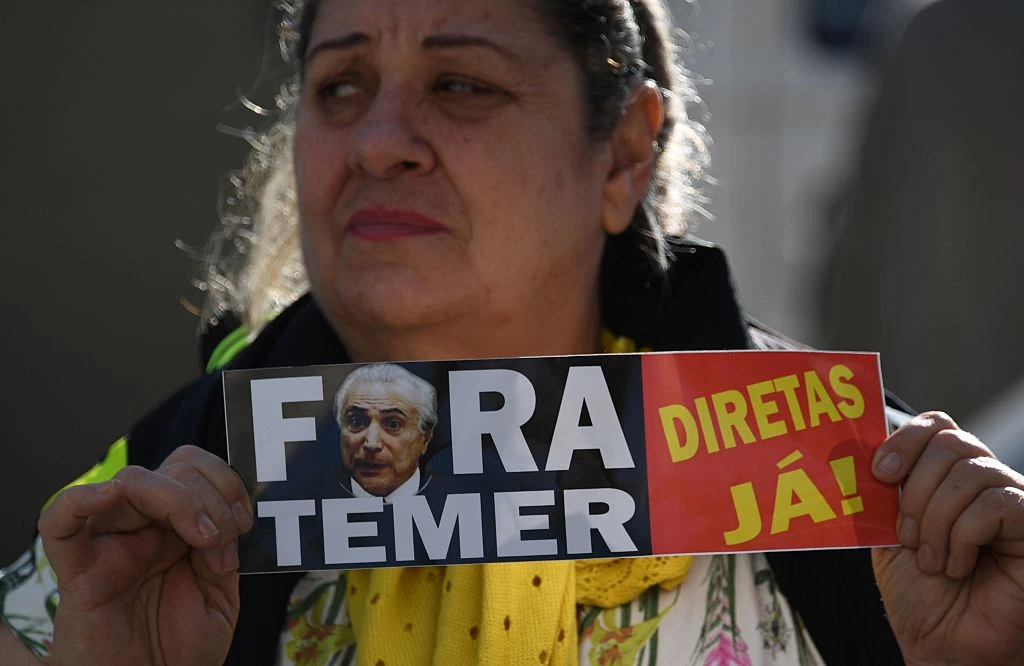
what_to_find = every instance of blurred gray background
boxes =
[0,1,272,559]
[3,0,1021,563]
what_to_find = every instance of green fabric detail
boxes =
[42,437,128,510]
[205,324,251,373]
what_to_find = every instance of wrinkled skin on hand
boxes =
[872,412,1024,665]
[39,446,253,666]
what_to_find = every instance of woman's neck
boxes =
[331,290,604,363]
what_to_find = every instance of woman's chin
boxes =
[327,270,484,337]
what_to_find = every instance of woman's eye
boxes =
[320,80,360,100]
[435,78,496,96]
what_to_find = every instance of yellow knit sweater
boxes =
[346,333,693,665]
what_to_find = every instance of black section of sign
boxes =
[225,355,650,572]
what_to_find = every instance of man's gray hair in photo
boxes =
[333,364,439,434]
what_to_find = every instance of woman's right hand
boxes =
[38,445,253,666]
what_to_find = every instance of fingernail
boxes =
[877,451,902,476]
[918,544,936,572]
[222,542,239,572]
[899,515,918,546]
[100,479,120,494]
[198,514,219,539]
[232,502,250,528]
[945,552,958,577]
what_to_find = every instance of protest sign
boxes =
[224,351,898,574]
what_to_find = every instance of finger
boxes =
[111,465,222,550]
[895,428,992,549]
[86,497,159,534]
[916,456,1016,574]
[162,445,253,534]
[39,480,124,541]
[160,462,240,572]
[946,485,1024,579]
[38,481,125,575]
[874,411,978,483]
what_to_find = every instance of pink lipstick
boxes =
[346,208,449,241]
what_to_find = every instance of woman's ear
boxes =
[601,82,665,235]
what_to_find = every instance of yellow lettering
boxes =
[770,468,837,534]
[694,396,721,454]
[747,380,787,441]
[772,374,807,431]
[711,390,756,449]
[804,370,841,428]
[659,405,699,463]
[829,364,865,420]
[830,456,864,515]
[723,482,762,545]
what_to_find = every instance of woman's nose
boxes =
[348,89,436,179]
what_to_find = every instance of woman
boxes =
[2,0,1022,664]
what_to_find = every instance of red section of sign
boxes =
[643,351,898,554]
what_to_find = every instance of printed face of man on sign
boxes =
[334,364,437,499]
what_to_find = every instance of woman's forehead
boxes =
[309,0,545,52]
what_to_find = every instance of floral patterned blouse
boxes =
[2,532,823,665]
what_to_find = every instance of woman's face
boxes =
[294,0,619,355]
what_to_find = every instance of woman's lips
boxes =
[346,208,449,241]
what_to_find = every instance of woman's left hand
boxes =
[871,411,1024,665]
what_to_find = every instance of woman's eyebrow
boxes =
[305,31,523,66]
[306,32,370,63]
[421,33,523,65]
